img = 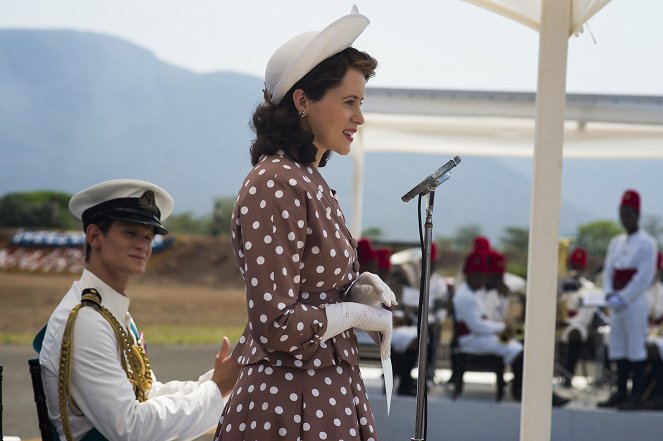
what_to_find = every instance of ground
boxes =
[0,234,248,340]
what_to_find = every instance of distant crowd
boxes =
[0,230,172,273]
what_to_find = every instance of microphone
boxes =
[401,156,461,202]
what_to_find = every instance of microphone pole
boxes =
[401,156,461,441]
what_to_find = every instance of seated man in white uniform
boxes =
[478,250,510,322]
[390,243,449,395]
[454,251,570,406]
[38,179,240,441]
[453,250,525,400]
[558,247,600,387]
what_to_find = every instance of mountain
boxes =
[1,29,661,243]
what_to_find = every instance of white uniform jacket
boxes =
[561,277,598,343]
[603,230,657,304]
[603,230,657,360]
[40,269,224,441]
[453,282,522,365]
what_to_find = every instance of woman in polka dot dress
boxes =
[214,6,397,441]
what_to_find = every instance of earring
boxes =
[299,110,308,118]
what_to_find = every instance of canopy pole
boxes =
[519,1,570,440]
[351,130,366,238]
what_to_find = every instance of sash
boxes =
[613,268,636,290]
[455,321,471,337]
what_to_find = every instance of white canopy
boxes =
[463,2,612,439]
[463,0,612,35]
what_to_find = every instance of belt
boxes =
[613,268,636,290]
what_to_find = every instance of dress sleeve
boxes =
[234,166,327,361]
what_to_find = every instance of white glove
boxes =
[322,302,393,360]
[348,272,398,308]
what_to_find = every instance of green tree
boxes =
[361,227,383,241]
[0,191,78,229]
[642,215,663,248]
[209,197,236,237]
[500,226,530,277]
[164,212,212,235]
[448,224,483,252]
[575,219,622,258]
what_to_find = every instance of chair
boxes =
[449,307,506,401]
[29,358,55,441]
[1,364,4,438]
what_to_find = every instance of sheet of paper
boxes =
[382,356,393,415]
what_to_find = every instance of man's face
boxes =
[619,205,639,233]
[466,272,485,291]
[91,221,154,277]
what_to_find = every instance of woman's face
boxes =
[304,68,366,162]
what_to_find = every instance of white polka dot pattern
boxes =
[218,153,376,440]
[229,153,362,370]
[214,361,378,440]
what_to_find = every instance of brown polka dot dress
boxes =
[214,152,378,440]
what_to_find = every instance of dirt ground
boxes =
[0,235,248,337]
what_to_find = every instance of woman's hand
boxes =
[348,272,398,308]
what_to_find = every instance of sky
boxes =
[1,0,662,96]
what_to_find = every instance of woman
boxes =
[214,6,395,441]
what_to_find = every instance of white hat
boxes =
[69,179,174,235]
[265,5,370,106]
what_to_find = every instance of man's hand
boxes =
[211,337,241,397]
[606,293,627,313]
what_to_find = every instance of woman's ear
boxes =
[292,89,308,114]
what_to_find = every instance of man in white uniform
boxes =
[453,250,524,399]
[478,250,510,323]
[558,247,599,387]
[598,189,657,408]
[39,179,240,441]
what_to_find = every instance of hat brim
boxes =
[106,213,169,235]
[271,12,369,105]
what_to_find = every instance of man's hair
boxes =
[84,218,113,262]
[250,47,377,167]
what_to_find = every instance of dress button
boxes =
[350,238,358,248]
[353,261,360,271]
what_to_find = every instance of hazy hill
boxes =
[1,29,661,242]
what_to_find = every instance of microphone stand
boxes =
[402,171,452,441]
[412,189,435,441]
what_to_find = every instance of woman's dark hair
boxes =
[250,47,377,167]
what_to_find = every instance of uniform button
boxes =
[350,238,358,248]
[353,261,360,271]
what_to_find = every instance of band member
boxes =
[558,247,599,387]
[598,189,657,408]
[39,179,240,441]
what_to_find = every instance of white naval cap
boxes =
[69,179,174,235]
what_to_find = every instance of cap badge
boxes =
[138,191,159,215]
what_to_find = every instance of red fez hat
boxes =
[568,247,587,270]
[375,248,392,270]
[431,242,438,262]
[357,238,376,264]
[620,189,640,214]
[487,250,506,274]
[464,251,487,274]
[473,236,491,253]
